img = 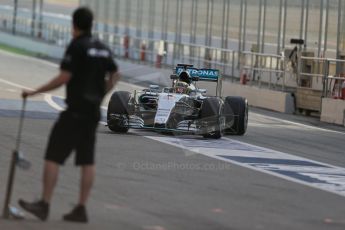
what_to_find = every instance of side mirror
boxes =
[191,76,199,82]
[198,89,207,94]
[163,87,173,93]
[170,74,178,80]
[149,85,160,91]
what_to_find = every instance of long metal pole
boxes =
[38,0,43,37]
[103,0,110,42]
[31,0,37,37]
[205,0,210,46]
[125,0,130,36]
[336,0,342,74]
[277,0,283,54]
[261,0,267,53]
[193,0,198,44]
[220,0,228,71]
[253,0,263,82]
[12,0,18,35]
[174,0,180,43]
[257,0,262,53]
[208,0,214,47]
[221,0,226,49]
[304,0,310,50]
[114,0,120,35]
[178,0,183,44]
[282,0,287,50]
[238,0,243,53]
[318,0,324,58]
[300,0,305,40]
[190,0,198,60]
[323,0,330,57]
[179,0,184,59]
[225,0,230,50]
[148,0,155,40]
[190,0,196,44]
[161,0,169,41]
[173,0,180,61]
[342,0,345,51]
[242,0,247,51]
[93,0,99,35]
[2,99,26,219]
[161,0,166,40]
[164,0,169,41]
[136,0,143,39]
[2,149,17,218]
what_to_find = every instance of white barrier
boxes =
[222,82,295,114]
[197,80,295,114]
[321,98,345,126]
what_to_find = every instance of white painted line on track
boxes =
[253,113,345,135]
[44,94,64,111]
[146,135,345,198]
[0,78,63,112]
[0,78,34,91]
[5,88,18,93]
[0,49,153,96]
[249,122,300,129]
[0,49,58,68]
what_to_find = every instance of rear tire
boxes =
[200,97,224,139]
[223,96,248,135]
[107,91,131,133]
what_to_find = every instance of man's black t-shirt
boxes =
[60,34,117,121]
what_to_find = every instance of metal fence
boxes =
[79,0,345,58]
[240,51,286,90]
[322,59,345,99]
[80,0,345,96]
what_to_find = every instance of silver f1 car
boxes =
[107,64,248,139]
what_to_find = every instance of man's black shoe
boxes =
[63,205,88,223]
[18,199,49,221]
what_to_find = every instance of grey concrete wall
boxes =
[0,31,64,59]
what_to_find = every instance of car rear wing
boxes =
[173,64,222,97]
[175,65,220,82]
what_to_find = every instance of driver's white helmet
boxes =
[174,81,190,94]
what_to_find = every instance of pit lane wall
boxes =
[223,84,295,114]
[321,98,345,126]
[197,81,295,114]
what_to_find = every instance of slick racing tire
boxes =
[223,96,248,135]
[200,97,224,139]
[107,91,131,133]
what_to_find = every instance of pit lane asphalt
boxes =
[1,50,345,230]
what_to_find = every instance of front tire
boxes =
[223,96,248,135]
[199,97,224,139]
[107,91,131,133]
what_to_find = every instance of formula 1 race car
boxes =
[107,64,248,139]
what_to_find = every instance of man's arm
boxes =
[105,71,120,94]
[22,70,71,98]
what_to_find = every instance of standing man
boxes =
[18,7,120,223]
